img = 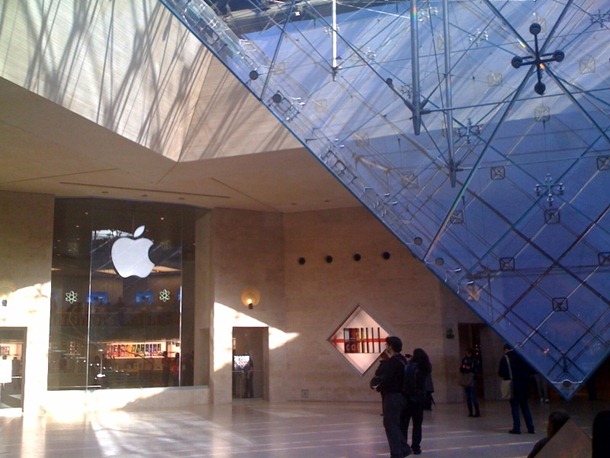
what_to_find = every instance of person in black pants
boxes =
[374,336,411,458]
[403,348,432,455]
[460,349,481,417]
[592,410,610,458]
[498,343,535,434]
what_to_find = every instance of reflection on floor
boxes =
[0,383,21,409]
[0,398,607,457]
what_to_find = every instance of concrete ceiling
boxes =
[0,76,359,213]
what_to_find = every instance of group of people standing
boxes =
[371,337,607,457]
[370,336,433,457]
[459,343,536,435]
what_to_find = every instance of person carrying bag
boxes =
[498,343,535,435]
[500,354,513,400]
[459,349,480,417]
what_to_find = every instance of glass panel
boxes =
[0,327,25,409]
[159,0,610,398]
[48,199,202,390]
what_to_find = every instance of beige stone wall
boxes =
[0,194,486,412]
[205,206,482,404]
[0,0,297,162]
[0,191,54,414]
[207,208,288,404]
[282,207,458,403]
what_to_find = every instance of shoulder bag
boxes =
[459,372,474,388]
[500,355,513,399]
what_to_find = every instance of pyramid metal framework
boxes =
[160,0,610,398]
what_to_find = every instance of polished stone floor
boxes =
[0,397,606,457]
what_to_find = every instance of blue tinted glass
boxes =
[161,0,610,398]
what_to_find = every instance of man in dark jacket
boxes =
[498,343,535,434]
[373,336,411,457]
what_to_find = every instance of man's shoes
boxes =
[468,413,474,417]
[473,413,480,417]
[411,447,421,455]
[528,429,535,434]
[508,429,521,434]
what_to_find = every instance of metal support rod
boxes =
[442,0,456,186]
[423,67,535,262]
[331,0,338,80]
[411,0,422,135]
[262,0,298,98]
[481,0,533,55]
[546,70,610,145]
[539,0,574,55]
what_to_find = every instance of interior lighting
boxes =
[241,287,260,310]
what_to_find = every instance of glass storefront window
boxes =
[48,199,203,390]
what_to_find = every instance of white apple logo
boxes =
[111,225,155,278]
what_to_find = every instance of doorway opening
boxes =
[232,327,267,400]
[458,323,485,399]
[0,327,26,410]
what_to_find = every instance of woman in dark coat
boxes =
[403,348,432,455]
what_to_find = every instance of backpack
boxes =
[403,362,426,404]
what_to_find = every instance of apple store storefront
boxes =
[48,199,202,391]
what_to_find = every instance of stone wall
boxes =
[0,191,54,413]
[206,206,483,404]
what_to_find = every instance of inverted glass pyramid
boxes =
[161,0,610,399]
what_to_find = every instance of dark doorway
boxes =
[0,327,26,410]
[232,327,266,399]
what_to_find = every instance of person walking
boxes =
[459,348,481,417]
[403,348,432,455]
[498,343,535,434]
[374,336,411,458]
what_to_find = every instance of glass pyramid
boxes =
[160,0,610,399]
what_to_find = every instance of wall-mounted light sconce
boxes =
[446,328,455,339]
[241,287,260,310]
